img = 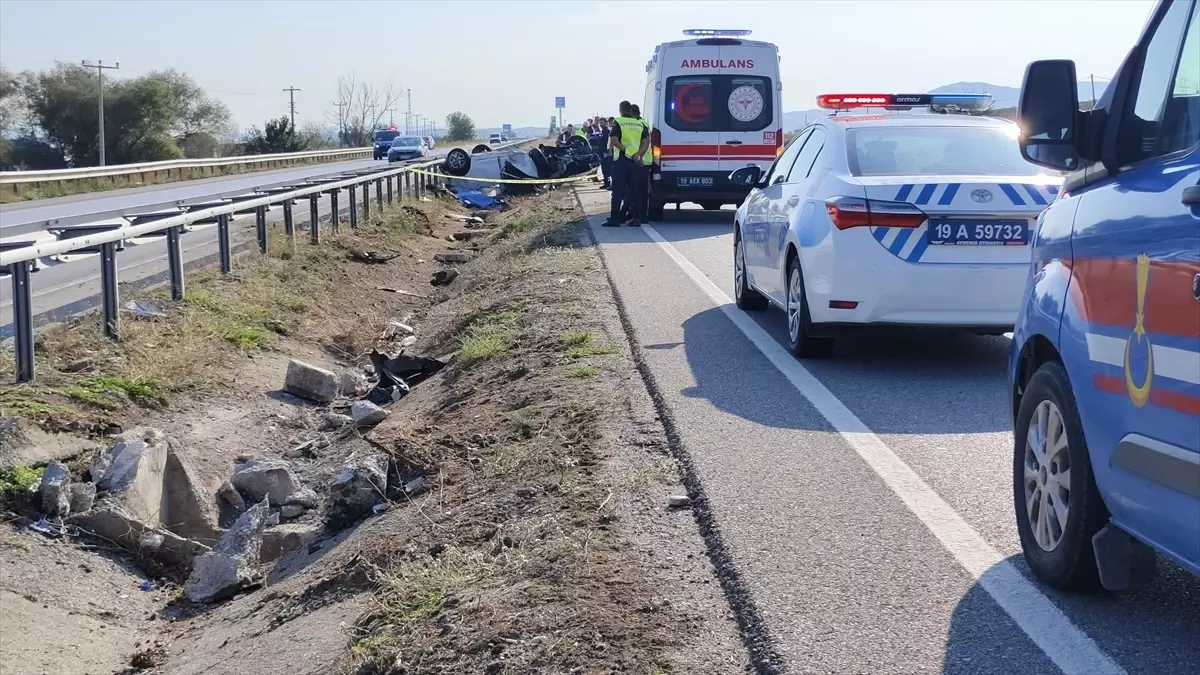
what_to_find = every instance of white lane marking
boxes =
[1086,333,1200,385]
[638,223,1125,675]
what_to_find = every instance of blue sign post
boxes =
[555,96,566,129]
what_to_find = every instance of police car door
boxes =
[717,44,777,176]
[747,129,812,289]
[1068,0,1200,565]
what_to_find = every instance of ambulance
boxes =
[643,29,783,220]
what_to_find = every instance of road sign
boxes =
[555,97,566,109]
[502,123,513,134]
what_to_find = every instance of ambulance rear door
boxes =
[660,42,723,177]
[717,41,779,174]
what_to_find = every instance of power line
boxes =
[81,60,120,166]
[283,86,300,129]
[405,89,412,134]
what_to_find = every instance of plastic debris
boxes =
[124,299,168,320]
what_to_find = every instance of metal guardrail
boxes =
[1,157,450,383]
[0,147,374,184]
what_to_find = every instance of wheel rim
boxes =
[734,240,745,298]
[1024,400,1072,552]
[787,267,802,342]
[447,152,466,170]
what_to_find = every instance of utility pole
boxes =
[1090,74,1096,106]
[405,88,412,134]
[387,107,396,126]
[333,100,348,147]
[366,103,379,129]
[283,86,300,129]
[81,60,120,166]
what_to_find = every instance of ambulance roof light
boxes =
[815,93,993,114]
[683,29,752,37]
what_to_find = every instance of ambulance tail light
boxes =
[651,128,662,163]
[775,129,784,157]
[825,196,927,230]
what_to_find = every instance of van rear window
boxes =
[665,75,772,132]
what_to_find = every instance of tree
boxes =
[325,72,401,147]
[297,120,337,150]
[242,116,302,155]
[444,111,475,142]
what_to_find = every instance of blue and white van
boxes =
[1009,0,1199,590]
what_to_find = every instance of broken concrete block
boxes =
[217,481,245,529]
[350,400,389,427]
[231,458,303,506]
[38,462,71,517]
[185,498,270,603]
[327,453,389,529]
[283,360,339,403]
[73,499,211,569]
[319,411,354,431]
[260,523,321,564]
[68,482,96,514]
[434,251,474,264]
[91,427,169,527]
[280,504,307,520]
[338,369,369,397]
[162,440,221,545]
[285,488,319,509]
[430,269,459,286]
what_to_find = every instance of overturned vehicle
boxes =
[439,136,600,198]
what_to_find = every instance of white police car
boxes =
[730,93,1064,357]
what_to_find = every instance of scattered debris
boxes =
[327,452,389,529]
[453,190,504,210]
[28,517,61,537]
[434,251,474,264]
[347,247,401,264]
[285,489,319,509]
[449,229,494,241]
[217,480,246,529]
[186,498,270,603]
[123,299,168,320]
[90,427,169,526]
[401,204,430,223]
[74,500,210,568]
[38,462,71,517]
[163,441,222,543]
[350,400,389,427]
[667,495,692,508]
[319,411,354,431]
[283,359,339,403]
[374,285,426,298]
[389,321,415,335]
[430,269,459,286]
[403,476,428,496]
[446,213,486,227]
[231,457,307,506]
[260,522,321,564]
[68,481,96,514]
[370,351,446,389]
[280,504,307,520]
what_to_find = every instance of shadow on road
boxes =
[678,305,1011,435]
[944,554,1200,675]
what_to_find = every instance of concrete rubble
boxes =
[231,457,308,506]
[90,427,169,526]
[74,500,211,569]
[186,499,270,603]
[327,452,390,529]
[338,369,369,397]
[261,522,322,564]
[38,462,71,517]
[68,482,96,513]
[351,400,389,427]
[284,359,339,403]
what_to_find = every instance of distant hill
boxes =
[782,79,1109,131]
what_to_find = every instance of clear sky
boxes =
[0,0,1156,131]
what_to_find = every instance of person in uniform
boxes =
[603,101,650,228]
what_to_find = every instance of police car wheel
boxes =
[734,234,767,311]
[785,258,833,358]
[1013,361,1109,590]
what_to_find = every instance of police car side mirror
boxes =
[1018,60,1082,172]
[729,166,763,187]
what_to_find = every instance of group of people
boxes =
[558,101,652,227]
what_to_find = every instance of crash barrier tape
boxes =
[408,168,597,185]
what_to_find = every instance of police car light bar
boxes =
[683,29,752,37]
[815,93,993,112]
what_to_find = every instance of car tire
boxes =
[443,148,471,176]
[473,144,492,154]
[566,135,590,151]
[701,201,722,211]
[734,233,768,311]
[648,199,666,222]
[785,257,833,358]
[1013,361,1109,590]
[529,148,552,178]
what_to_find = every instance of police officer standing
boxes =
[603,101,649,228]
[630,104,652,224]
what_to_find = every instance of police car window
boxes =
[767,129,811,184]
[787,128,826,182]
[375,131,400,141]
[1120,0,1198,162]
[665,75,773,132]
[846,126,1042,177]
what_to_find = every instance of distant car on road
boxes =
[422,136,436,151]
[373,129,401,160]
[489,133,503,145]
[729,93,1063,357]
[386,136,428,163]
[1008,0,1199,592]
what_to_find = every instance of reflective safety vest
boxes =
[638,118,653,165]
[613,116,643,160]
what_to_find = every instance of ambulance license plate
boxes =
[677,176,714,187]
[927,218,1028,246]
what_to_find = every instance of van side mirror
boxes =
[1018,60,1082,172]
[729,166,763,187]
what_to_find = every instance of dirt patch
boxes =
[0,187,748,674]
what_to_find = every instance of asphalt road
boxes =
[581,186,1200,675]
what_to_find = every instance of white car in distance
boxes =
[731,93,1064,357]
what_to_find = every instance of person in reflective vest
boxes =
[603,101,650,228]
[629,104,652,223]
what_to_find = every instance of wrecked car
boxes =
[440,137,599,198]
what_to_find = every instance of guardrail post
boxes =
[361,182,369,222]
[348,185,359,229]
[386,175,394,205]
[375,179,383,210]
[10,261,35,383]
[255,205,268,254]
[218,214,232,273]
[100,242,120,340]
[283,199,294,238]
[331,187,340,233]
[309,194,321,245]
[166,225,185,301]
[404,172,412,201]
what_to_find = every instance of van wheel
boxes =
[1013,362,1109,590]
[734,233,767,311]
[785,258,833,358]
[648,199,666,222]
[700,201,722,211]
